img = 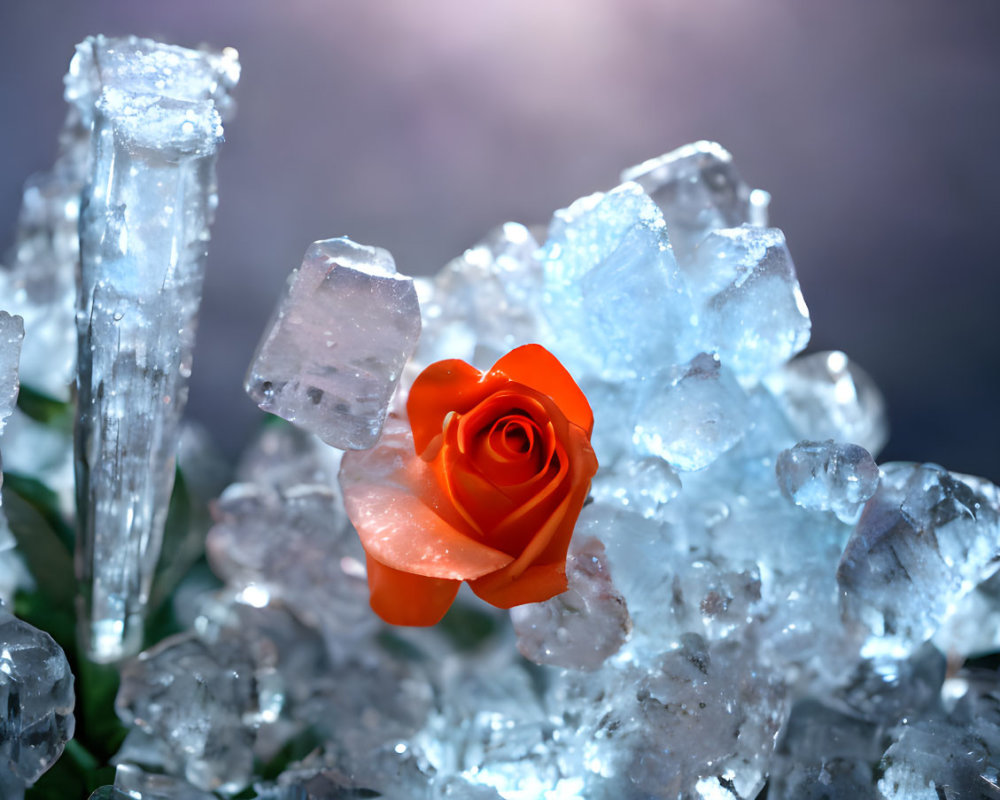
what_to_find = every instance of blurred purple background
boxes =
[1,0,998,481]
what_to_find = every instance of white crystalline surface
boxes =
[246,237,421,450]
[116,632,258,793]
[72,35,239,663]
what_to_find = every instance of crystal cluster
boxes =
[76,138,999,800]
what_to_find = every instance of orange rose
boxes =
[340,344,598,626]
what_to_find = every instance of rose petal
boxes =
[472,416,545,486]
[489,428,597,576]
[407,359,490,454]
[438,436,519,527]
[456,390,550,450]
[366,555,461,625]
[486,344,594,436]
[468,561,568,608]
[344,483,513,580]
[489,434,570,553]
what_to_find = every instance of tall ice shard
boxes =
[72,36,240,662]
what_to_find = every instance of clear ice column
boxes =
[74,39,239,662]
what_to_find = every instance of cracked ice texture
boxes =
[838,462,1000,658]
[876,665,1000,800]
[72,35,240,662]
[205,482,374,651]
[246,237,421,450]
[546,634,787,799]
[0,602,76,787]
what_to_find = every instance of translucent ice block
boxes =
[0,175,79,399]
[692,225,811,381]
[776,439,879,523]
[541,182,694,379]
[621,140,762,262]
[511,536,630,670]
[0,602,76,786]
[416,222,541,371]
[72,35,239,663]
[245,237,421,450]
[763,350,889,457]
[633,353,753,471]
[838,462,1000,658]
[0,311,24,433]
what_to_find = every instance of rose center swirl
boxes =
[470,412,549,487]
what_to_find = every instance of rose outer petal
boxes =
[408,358,488,454]
[408,344,595,455]
[469,561,568,608]
[344,483,513,581]
[365,555,461,626]
[487,344,594,436]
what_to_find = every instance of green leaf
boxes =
[75,659,128,763]
[15,384,73,430]
[3,475,75,608]
[255,726,325,781]
[437,602,498,652]
[3,471,75,554]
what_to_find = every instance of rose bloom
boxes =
[340,344,598,625]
